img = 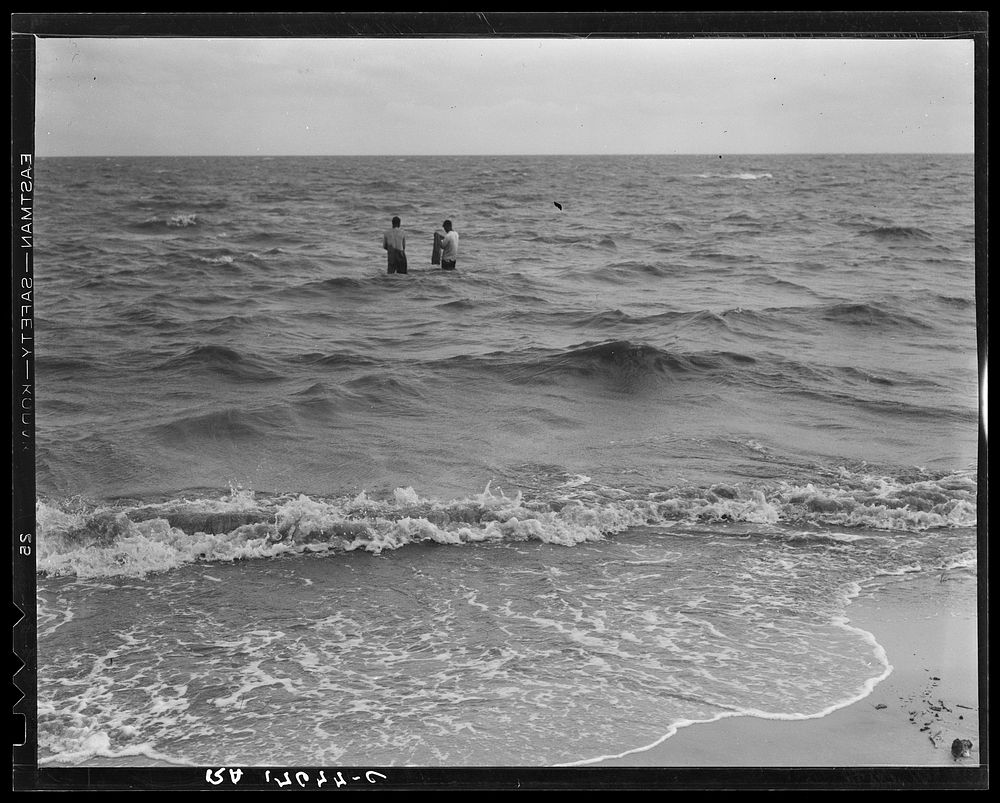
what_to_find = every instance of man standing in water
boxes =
[437,219,459,271]
[382,216,407,274]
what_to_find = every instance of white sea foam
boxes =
[34,465,977,579]
[195,254,234,265]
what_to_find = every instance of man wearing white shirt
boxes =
[438,219,459,271]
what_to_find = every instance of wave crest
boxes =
[157,345,284,382]
[35,468,976,579]
[130,213,202,230]
[859,225,933,242]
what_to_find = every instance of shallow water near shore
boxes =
[594,569,980,768]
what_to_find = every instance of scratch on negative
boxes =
[479,13,497,35]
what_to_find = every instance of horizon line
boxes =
[34,151,976,158]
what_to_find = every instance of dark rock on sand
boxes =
[951,738,973,760]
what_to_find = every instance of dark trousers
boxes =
[441,260,456,271]
[387,248,408,274]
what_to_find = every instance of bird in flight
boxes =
[553,202,563,211]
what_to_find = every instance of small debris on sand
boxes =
[951,738,973,760]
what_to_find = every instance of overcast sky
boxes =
[33,37,975,156]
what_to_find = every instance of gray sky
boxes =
[34,37,975,156]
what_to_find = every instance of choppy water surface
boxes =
[32,154,979,766]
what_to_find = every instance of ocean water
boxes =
[29,154,979,767]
